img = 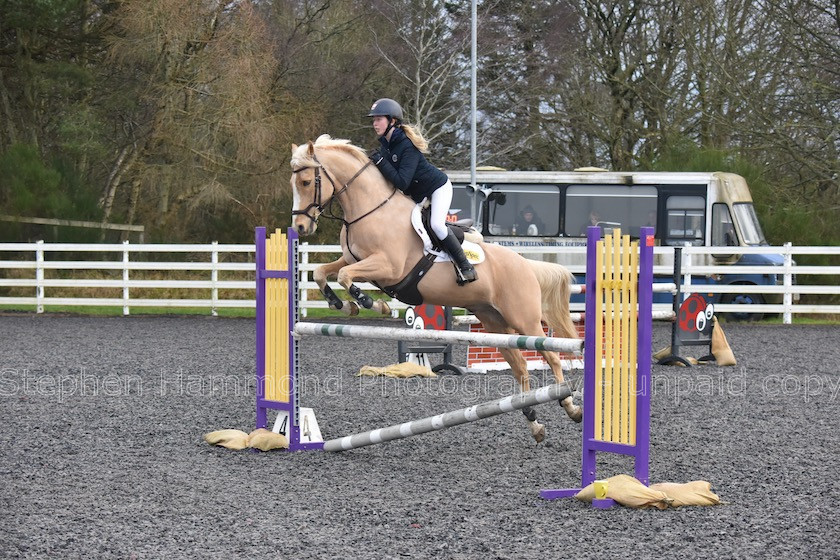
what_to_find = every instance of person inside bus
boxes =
[633,210,657,237]
[367,97,477,283]
[723,223,737,246]
[515,205,545,235]
[580,210,601,235]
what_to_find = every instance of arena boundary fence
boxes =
[2,240,838,323]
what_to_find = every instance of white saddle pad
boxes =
[410,204,485,264]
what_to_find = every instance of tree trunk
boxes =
[99,145,137,231]
[0,67,18,148]
[124,177,142,241]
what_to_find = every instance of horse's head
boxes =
[290,141,324,235]
[289,135,374,236]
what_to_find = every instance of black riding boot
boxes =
[440,230,477,284]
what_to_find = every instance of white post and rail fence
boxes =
[0,240,838,323]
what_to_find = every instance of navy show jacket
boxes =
[375,127,448,203]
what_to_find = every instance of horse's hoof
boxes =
[378,300,391,316]
[530,421,546,443]
[346,302,360,316]
[560,397,583,423]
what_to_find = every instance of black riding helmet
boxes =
[367,98,404,122]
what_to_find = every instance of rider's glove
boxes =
[368,149,384,166]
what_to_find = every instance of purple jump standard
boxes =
[540,226,654,508]
[255,227,324,451]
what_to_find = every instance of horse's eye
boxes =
[302,180,311,187]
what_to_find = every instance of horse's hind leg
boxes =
[497,346,547,443]
[512,328,581,423]
[497,297,583,424]
[538,348,582,423]
[476,310,546,443]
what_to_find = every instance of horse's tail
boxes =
[526,259,578,340]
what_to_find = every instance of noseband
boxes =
[290,161,327,225]
[291,155,396,228]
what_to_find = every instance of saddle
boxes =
[419,204,472,248]
[379,203,484,305]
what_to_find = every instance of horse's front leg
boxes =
[313,257,359,316]
[335,254,392,316]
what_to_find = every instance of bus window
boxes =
[733,203,767,245]
[712,203,738,246]
[484,184,560,236]
[666,195,705,246]
[564,185,657,237]
[450,184,474,223]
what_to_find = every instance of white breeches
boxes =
[430,180,453,241]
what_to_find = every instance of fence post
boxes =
[35,240,44,313]
[668,247,683,356]
[211,241,219,317]
[682,246,693,300]
[783,242,793,324]
[123,240,130,316]
[299,242,309,318]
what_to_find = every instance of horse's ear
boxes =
[307,141,315,156]
[291,143,298,154]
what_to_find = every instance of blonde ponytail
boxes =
[400,124,429,153]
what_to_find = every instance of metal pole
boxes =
[669,247,682,356]
[324,382,573,452]
[294,322,583,353]
[469,0,478,221]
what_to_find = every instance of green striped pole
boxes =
[293,322,583,353]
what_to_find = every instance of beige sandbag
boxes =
[358,362,436,378]
[652,346,672,362]
[649,481,721,507]
[204,429,250,450]
[711,316,736,366]
[652,346,697,366]
[575,474,673,510]
[248,428,289,451]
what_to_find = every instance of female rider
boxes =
[367,98,477,284]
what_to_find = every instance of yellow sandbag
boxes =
[248,428,289,451]
[575,474,673,510]
[711,316,736,366]
[204,429,250,450]
[649,481,721,507]
[358,362,436,378]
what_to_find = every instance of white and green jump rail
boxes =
[322,382,573,452]
[293,322,584,354]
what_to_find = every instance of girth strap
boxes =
[379,253,437,306]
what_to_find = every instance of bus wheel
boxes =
[721,292,764,321]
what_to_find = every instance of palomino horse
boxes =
[289,135,581,442]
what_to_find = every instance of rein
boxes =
[291,156,396,229]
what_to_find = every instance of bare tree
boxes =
[749,0,840,200]
[366,0,471,166]
[105,0,284,239]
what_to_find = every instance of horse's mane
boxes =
[290,134,368,168]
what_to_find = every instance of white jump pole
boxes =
[294,322,583,354]
[323,382,573,452]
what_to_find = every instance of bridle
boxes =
[291,154,397,229]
